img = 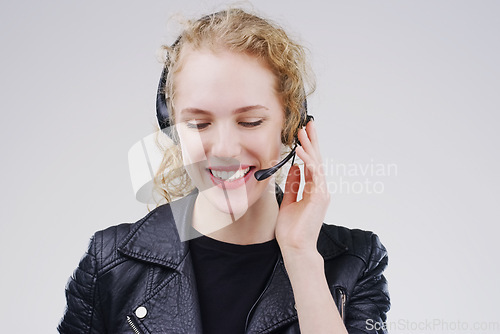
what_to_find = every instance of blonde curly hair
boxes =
[154,8,315,204]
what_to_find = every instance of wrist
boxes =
[281,247,324,272]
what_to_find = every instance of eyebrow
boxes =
[180,105,269,116]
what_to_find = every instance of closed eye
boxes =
[186,122,210,130]
[239,120,263,128]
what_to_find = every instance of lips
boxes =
[207,165,255,189]
[209,166,251,181]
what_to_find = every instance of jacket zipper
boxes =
[336,287,346,322]
[244,257,280,332]
[127,315,143,334]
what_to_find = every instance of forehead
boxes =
[172,48,281,114]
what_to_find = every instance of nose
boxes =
[209,122,241,158]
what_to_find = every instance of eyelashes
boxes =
[239,120,263,128]
[186,122,210,130]
[186,119,264,130]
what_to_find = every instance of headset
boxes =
[156,16,313,181]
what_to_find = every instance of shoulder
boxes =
[89,203,173,272]
[318,224,388,271]
[318,224,390,317]
[88,191,198,272]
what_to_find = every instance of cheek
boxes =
[178,130,207,165]
[248,128,283,162]
[270,121,286,154]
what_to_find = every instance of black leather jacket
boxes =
[58,193,390,333]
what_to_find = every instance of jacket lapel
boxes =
[245,256,297,334]
[116,194,203,333]
[117,192,199,269]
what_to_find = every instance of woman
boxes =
[59,8,390,334]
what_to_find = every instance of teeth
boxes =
[210,167,250,181]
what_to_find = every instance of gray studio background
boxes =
[1,0,499,333]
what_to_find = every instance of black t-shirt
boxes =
[189,235,280,334]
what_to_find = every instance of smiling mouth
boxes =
[208,167,253,182]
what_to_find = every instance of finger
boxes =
[296,145,315,180]
[281,164,301,207]
[296,146,328,194]
[295,146,313,195]
[305,120,321,156]
[297,128,317,160]
[297,124,327,186]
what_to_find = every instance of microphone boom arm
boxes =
[254,144,298,181]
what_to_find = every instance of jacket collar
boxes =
[118,189,348,269]
[117,191,199,270]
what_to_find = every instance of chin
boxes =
[203,185,251,219]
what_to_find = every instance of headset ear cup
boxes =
[294,97,312,146]
[156,67,169,128]
[156,67,179,144]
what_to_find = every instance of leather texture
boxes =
[58,193,390,333]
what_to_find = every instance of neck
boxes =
[192,182,279,245]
